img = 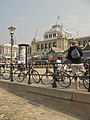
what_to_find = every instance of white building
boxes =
[31,23,72,57]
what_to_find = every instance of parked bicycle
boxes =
[0,64,10,80]
[40,63,89,90]
[14,63,40,83]
[40,63,53,85]
[53,65,90,90]
[40,63,71,88]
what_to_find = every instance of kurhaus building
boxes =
[1,22,90,62]
[31,23,72,58]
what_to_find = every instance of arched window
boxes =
[37,44,40,51]
[49,42,51,48]
[45,43,47,49]
[41,44,44,50]
[53,42,56,47]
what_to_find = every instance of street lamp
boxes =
[8,26,16,81]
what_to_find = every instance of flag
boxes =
[57,15,60,19]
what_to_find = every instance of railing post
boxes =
[52,63,57,88]
[0,66,1,79]
[88,61,90,92]
[28,63,32,84]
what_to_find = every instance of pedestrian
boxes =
[55,57,62,72]
[66,41,85,89]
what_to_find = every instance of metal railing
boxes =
[0,61,90,92]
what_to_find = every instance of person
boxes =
[66,41,85,90]
[55,57,62,71]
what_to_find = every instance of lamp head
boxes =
[8,26,16,34]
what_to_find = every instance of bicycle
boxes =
[55,66,90,90]
[0,64,11,80]
[40,63,89,90]
[14,63,40,83]
[40,63,71,88]
[40,64,54,85]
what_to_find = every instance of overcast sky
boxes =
[0,0,90,44]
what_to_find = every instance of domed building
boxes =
[31,23,72,58]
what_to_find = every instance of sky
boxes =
[0,0,90,45]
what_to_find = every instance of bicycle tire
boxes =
[31,70,40,83]
[41,71,53,85]
[58,71,71,88]
[83,77,89,90]
[2,70,10,80]
[14,70,25,82]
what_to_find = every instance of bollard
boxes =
[10,63,13,82]
[52,64,57,88]
[88,61,90,92]
[28,63,32,84]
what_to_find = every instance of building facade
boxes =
[31,23,72,58]
[0,44,19,62]
[74,36,90,47]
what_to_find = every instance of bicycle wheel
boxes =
[2,70,10,80]
[31,70,40,83]
[14,70,25,82]
[83,77,89,90]
[58,71,71,88]
[41,71,53,85]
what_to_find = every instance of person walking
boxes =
[66,41,85,89]
[55,57,62,71]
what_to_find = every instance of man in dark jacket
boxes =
[66,41,85,89]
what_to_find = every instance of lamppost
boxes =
[8,26,16,81]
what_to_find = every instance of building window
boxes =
[37,44,40,51]
[49,42,51,48]
[49,34,52,38]
[37,44,40,49]
[53,33,56,37]
[41,44,44,50]
[45,35,48,39]
[53,42,56,47]
[45,43,47,49]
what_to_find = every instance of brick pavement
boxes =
[0,88,78,120]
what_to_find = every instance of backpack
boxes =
[71,48,80,59]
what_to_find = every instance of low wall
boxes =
[0,80,90,120]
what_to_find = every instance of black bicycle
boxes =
[40,63,90,89]
[40,64,54,85]
[14,63,40,83]
[40,64,71,88]
[56,68,90,90]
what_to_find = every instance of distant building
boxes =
[31,23,72,58]
[74,36,90,47]
[0,44,19,62]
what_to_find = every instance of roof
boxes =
[3,44,18,48]
[46,47,64,54]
